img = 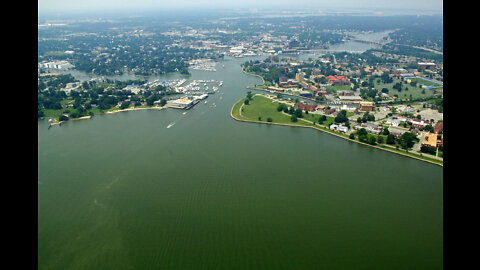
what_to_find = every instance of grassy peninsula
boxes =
[231,94,443,166]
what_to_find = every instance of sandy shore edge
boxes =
[48,106,166,126]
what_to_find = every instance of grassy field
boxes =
[373,78,440,100]
[234,95,338,127]
[231,95,354,142]
[326,85,351,93]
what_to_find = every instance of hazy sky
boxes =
[38,0,443,13]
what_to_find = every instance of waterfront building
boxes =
[330,124,349,133]
[171,98,194,109]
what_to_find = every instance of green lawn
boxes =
[407,77,443,87]
[326,85,351,93]
[233,95,345,134]
[373,78,437,100]
[235,96,292,124]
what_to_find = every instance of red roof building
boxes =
[294,102,317,112]
[434,121,443,134]
[326,75,350,86]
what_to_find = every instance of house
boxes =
[330,124,349,133]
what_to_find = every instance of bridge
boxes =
[347,37,386,46]
[304,49,365,54]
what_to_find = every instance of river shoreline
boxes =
[48,106,166,127]
[230,96,442,167]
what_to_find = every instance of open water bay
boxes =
[38,56,442,269]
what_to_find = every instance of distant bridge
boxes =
[304,49,365,54]
[347,37,386,46]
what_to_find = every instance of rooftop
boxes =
[423,133,438,148]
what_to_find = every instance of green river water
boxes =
[38,56,442,269]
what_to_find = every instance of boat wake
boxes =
[94,199,104,207]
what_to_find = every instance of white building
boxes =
[171,98,194,109]
[330,124,349,133]
[40,61,74,70]
[386,118,401,127]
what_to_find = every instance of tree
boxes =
[244,99,250,105]
[246,91,253,100]
[334,110,348,123]
[357,128,368,137]
[318,115,326,125]
[267,117,273,122]
[420,145,436,155]
[59,115,69,121]
[291,115,298,122]
[367,134,377,145]
[294,108,303,118]
[146,96,156,106]
[398,132,417,149]
[120,101,130,109]
[382,127,390,135]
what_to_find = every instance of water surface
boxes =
[38,56,442,270]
